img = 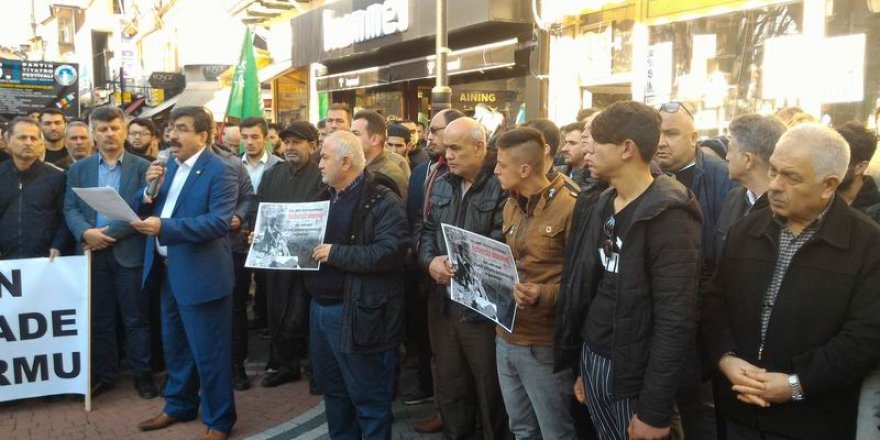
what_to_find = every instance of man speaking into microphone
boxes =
[131,107,239,440]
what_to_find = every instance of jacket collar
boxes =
[852,175,880,210]
[596,174,702,224]
[749,195,851,250]
[514,174,569,215]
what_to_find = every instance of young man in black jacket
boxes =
[703,123,880,440]
[555,101,703,440]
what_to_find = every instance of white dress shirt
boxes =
[242,151,270,191]
[156,146,207,256]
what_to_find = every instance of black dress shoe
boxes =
[261,370,301,388]
[233,368,250,391]
[90,381,116,398]
[134,374,158,399]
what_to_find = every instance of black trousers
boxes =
[252,269,268,324]
[403,269,433,394]
[266,271,309,374]
[725,418,800,440]
[427,292,510,440]
[231,252,250,369]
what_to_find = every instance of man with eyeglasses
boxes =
[555,101,702,440]
[128,118,158,161]
[403,109,466,433]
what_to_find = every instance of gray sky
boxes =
[0,2,35,49]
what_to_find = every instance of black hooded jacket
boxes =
[554,174,703,428]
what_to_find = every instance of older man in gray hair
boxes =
[703,123,880,440]
[303,130,408,439]
[714,114,787,262]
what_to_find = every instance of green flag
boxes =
[226,28,262,122]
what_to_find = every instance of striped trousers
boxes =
[580,344,637,440]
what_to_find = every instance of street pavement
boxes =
[0,330,442,440]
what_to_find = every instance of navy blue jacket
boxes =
[689,150,737,273]
[139,148,238,306]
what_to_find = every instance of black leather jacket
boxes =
[418,163,507,321]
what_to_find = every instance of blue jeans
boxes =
[309,301,396,440]
[496,337,576,440]
[91,249,151,382]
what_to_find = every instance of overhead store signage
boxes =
[148,72,185,90]
[0,59,80,118]
[316,40,519,92]
[323,0,409,52]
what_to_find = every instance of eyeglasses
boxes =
[602,216,616,259]
[659,101,694,120]
[128,131,152,137]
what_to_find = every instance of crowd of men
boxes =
[1,99,879,440]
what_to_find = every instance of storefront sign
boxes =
[0,59,80,118]
[643,42,672,105]
[763,34,866,104]
[323,0,409,52]
[148,72,185,90]
[453,90,516,106]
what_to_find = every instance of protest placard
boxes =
[0,256,89,404]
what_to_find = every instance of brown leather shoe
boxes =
[137,413,180,431]
[413,413,443,433]
[201,429,229,440]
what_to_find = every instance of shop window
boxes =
[647,2,804,133]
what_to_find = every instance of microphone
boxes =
[146,149,171,199]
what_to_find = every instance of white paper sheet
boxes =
[72,187,140,223]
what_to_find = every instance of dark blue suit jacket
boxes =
[140,148,238,306]
[64,152,151,268]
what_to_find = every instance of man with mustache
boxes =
[64,106,154,399]
[703,123,880,440]
[0,117,69,260]
[246,121,324,389]
[55,121,94,170]
[132,106,239,440]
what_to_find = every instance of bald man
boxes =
[418,117,511,439]
[657,102,735,440]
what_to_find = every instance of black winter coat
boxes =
[554,175,703,428]
[418,164,506,321]
[0,160,70,259]
[315,174,409,354]
[702,197,880,440]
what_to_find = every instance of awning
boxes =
[138,95,179,118]
[259,59,295,83]
[138,82,230,121]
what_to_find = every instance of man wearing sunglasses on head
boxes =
[555,101,702,440]
[656,101,737,439]
[656,102,736,276]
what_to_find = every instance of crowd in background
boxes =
[1,99,879,440]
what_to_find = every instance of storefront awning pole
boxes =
[432,0,452,114]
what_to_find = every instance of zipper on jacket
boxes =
[17,180,23,255]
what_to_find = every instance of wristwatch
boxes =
[788,374,805,401]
